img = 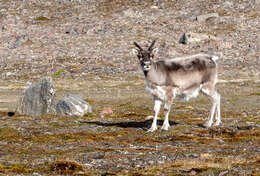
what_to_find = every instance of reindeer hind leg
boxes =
[201,86,218,128]
[213,91,221,126]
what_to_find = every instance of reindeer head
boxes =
[132,40,159,72]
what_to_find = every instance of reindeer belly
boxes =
[146,82,201,101]
[175,86,200,101]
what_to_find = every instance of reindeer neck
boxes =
[143,61,159,84]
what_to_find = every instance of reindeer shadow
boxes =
[80,119,178,130]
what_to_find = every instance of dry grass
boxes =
[0,89,259,175]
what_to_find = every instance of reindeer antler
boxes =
[148,40,156,51]
[134,42,143,51]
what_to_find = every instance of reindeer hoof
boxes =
[161,124,170,131]
[213,121,222,127]
[147,126,157,132]
[203,121,213,128]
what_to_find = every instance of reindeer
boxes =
[132,40,221,132]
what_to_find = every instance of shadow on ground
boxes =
[80,119,179,130]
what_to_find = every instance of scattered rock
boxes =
[4,72,14,77]
[223,1,233,7]
[16,77,56,117]
[150,6,159,9]
[123,8,142,18]
[196,13,219,23]
[9,35,29,49]
[219,170,229,176]
[100,107,113,117]
[65,28,78,35]
[32,173,42,176]
[56,94,92,117]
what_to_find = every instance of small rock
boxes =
[100,107,113,117]
[65,28,78,35]
[124,65,136,71]
[56,94,92,117]
[123,8,141,18]
[190,170,197,175]
[32,172,42,176]
[223,1,233,7]
[5,72,13,77]
[10,35,29,49]
[219,170,229,176]
[16,77,56,117]
[196,13,219,23]
[150,6,159,9]
[179,33,187,44]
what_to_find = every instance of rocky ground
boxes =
[0,0,259,175]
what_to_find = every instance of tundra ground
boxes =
[0,77,259,175]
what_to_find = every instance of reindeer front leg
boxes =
[161,88,174,131]
[148,97,162,132]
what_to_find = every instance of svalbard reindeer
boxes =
[132,40,221,132]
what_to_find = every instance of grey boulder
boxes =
[56,94,92,117]
[179,32,218,44]
[16,77,56,116]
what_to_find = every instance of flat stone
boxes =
[196,13,219,22]
[179,32,218,44]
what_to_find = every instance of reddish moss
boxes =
[50,160,83,175]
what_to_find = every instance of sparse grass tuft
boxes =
[0,163,31,174]
[34,16,51,21]
[54,69,65,76]
[250,92,260,96]
[0,127,20,142]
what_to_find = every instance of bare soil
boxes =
[0,0,259,175]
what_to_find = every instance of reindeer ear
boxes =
[131,48,139,56]
[151,48,159,56]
